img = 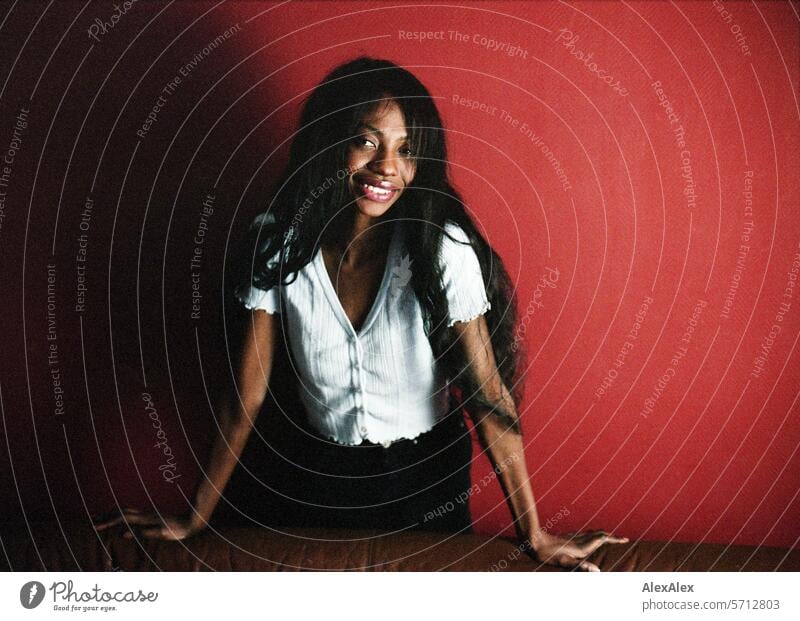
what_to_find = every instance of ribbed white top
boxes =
[235,220,491,446]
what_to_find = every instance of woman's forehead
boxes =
[359,100,408,135]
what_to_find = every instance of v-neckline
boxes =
[314,221,399,339]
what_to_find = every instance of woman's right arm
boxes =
[189,308,279,532]
[94,309,279,540]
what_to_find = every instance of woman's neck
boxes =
[324,209,392,268]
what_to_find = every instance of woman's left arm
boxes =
[451,315,628,571]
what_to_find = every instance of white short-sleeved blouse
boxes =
[235,220,490,446]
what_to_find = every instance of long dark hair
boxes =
[233,56,523,435]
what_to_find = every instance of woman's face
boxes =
[345,100,416,219]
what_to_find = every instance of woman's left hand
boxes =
[524,529,629,572]
[93,508,202,541]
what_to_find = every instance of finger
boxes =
[139,527,168,539]
[571,531,628,553]
[99,513,162,532]
[583,530,629,544]
[121,512,163,527]
[574,536,615,556]
[122,526,162,540]
[550,553,590,572]
[94,508,149,530]
[572,529,609,543]
[578,560,601,572]
[94,516,125,531]
[95,507,146,520]
[93,509,131,529]
[578,531,629,544]
[589,533,630,549]
[556,553,601,572]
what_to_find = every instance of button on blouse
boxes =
[235,220,491,446]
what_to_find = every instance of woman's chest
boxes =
[320,249,387,334]
[279,262,434,388]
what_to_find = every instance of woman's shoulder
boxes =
[436,219,484,279]
[246,210,302,270]
[234,212,307,312]
[441,220,470,243]
[436,220,491,325]
[438,220,478,268]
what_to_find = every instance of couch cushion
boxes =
[2,521,797,571]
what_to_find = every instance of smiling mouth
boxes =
[354,176,400,203]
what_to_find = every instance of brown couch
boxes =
[2,521,797,571]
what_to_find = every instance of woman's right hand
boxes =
[93,508,205,541]
[525,529,629,572]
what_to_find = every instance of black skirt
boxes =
[213,411,474,534]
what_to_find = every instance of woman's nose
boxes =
[368,148,398,177]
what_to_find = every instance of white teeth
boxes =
[363,183,391,195]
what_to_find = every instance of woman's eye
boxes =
[355,137,376,148]
[399,146,414,156]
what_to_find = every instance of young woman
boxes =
[96,57,627,571]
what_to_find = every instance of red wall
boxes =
[0,1,798,549]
